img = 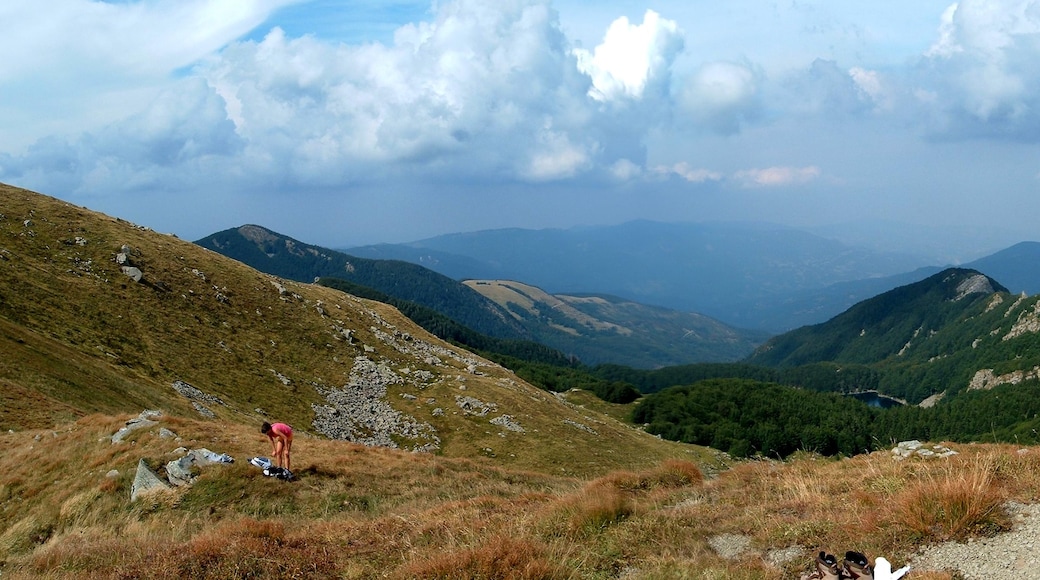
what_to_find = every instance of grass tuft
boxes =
[393,535,561,579]
[891,455,1010,541]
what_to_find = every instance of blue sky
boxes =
[2,0,1038,258]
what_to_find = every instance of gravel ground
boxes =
[910,502,1040,579]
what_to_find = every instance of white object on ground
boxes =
[874,557,909,580]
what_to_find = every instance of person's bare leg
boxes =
[274,439,285,468]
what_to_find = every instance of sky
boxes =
[2,0,1040,254]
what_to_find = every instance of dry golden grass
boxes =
[4,412,1038,578]
[0,182,711,478]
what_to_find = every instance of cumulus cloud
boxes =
[0,0,289,81]
[201,1,610,184]
[917,0,1040,138]
[4,0,701,198]
[678,60,762,134]
[652,162,722,183]
[572,10,684,102]
[734,166,821,187]
[0,0,293,147]
[783,59,883,117]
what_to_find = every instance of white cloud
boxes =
[679,61,761,133]
[926,3,963,58]
[848,67,892,110]
[734,166,821,187]
[609,159,642,181]
[918,0,1040,137]
[572,10,684,102]
[652,162,722,183]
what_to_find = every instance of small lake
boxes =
[848,391,904,409]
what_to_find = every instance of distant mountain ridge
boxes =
[197,225,764,368]
[464,280,768,368]
[343,220,930,331]
[197,225,528,341]
[344,222,1040,332]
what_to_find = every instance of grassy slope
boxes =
[0,182,705,477]
[1,413,1036,578]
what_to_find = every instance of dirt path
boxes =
[910,502,1040,579]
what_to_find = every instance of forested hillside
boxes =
[628,268,1040,458]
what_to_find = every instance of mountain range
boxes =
[198,225,766,368]
[343,223,1040,333]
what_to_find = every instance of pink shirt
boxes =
[268,423,293,439]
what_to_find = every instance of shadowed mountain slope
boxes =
[746,269,1008,368]
[196,225,528,341]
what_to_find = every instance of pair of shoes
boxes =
[262,466,295,481]
[802,550,908,580]
[841,551,873,579]
[800,551,841,580]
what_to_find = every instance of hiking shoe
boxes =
[800,551,841,580]
[841,551,873,580]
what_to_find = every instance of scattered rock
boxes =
[131,459,170,501]
[563,419,598,435]
[165,448,234,486]
[708,533,751,559]
[311,356,440,452]
[456,395,496,417]
[192,402,216,419]
[490,414,525,433]
[112,410,162,444]
[765,547,803,568]
[165,455,199,487]
[121,266,143,282]
[892,440,958,460]
[172,380,223,404]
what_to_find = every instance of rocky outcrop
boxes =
[311,356,440,452]
[968,367,1040,391]
[891,440,958,460]
[112,411,234,498]
[111,410,163,444]
[1004,301,1040,341]
[131,459,171,501]
[165,448,235,487]
[954,273,995,301]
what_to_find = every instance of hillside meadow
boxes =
[3,412,1038,578]
[3,183,1040,578]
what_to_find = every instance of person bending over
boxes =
[261,421,293,471]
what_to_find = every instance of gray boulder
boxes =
[131,459,170,501]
